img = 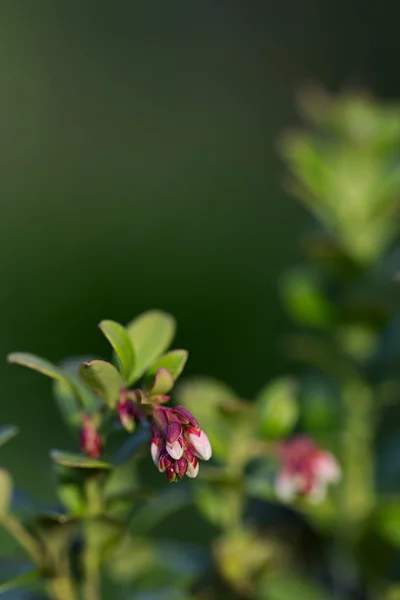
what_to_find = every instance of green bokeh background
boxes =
[0,0,399,565]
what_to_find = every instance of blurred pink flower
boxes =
[275,435,341,503]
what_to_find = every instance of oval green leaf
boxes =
[50,450,112,470]
[8,352,67,382]
[99,320,136,384]
[146,368,174,396]
[126,310,176,382]
[256,377,299,439]
[146,349,188,381]
[0,425,19,448]
[79,360,122,408]
[8,353,95,411]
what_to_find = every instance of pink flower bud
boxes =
[166,464,177,483]
[166,421,182,444]
[80,415,102,459]
[187,427,212,461]
[151,437,163,465]
[171,406,199,427]
[166,421,184,459]
[153,406,169,432]
[175,456,188,479]
[186,457,199,478]
[117,398,136,432]
[158,450,173,473]
[166,438,184,460]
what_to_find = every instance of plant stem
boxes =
[334,376,375,593]
[341,377,374,540]
[83,476,103,600]
[46,577,78,600]
[1,512,42,563]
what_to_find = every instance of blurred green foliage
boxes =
[1,3,400,600]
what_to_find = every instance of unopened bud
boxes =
[80,415,102,458]
[187,427,212,461]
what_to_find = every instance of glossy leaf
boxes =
[57,481,85,516]
[8,352,67,382]
[8,353,94,411]
[0,469,12,517]
[79,360,122,407]
[0,426,19,448]
[256,377,299,439]
[50,450,112,470]
[146,350,188,381]
[99,320,136,383]
[59,356,103,413]
[146,368,174,396]
[126,311,176,381]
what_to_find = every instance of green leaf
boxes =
[129,486,192,535]
[85,516,123,553]
[258,572,334,600]
[146,350,188,381]
[8,352,68,382]
[99,320,136,384]
[146,368,174,396]
[53,379,82,427]
[59,356,104,414]
[195,481,242,528]
[79,360,122,407]
[126,310,176,381]
[215,529,271,595]
[0,469,12,517]
[376,501,400,546]
[280,267,334,329]
[8,353,95,411]
[0,426,19,448]
[256,377,299,439]
[0,560,39,593]
[50,450,112,470]
[57,481,85,516]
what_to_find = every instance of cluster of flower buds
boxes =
[79,388,212,483]
[151,405,212,482]
[275,435,341,503]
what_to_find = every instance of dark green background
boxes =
[0,0,398,529]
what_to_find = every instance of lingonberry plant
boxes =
[2,89,400,600]
[1,311,215,599]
